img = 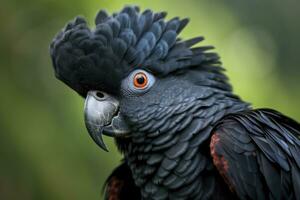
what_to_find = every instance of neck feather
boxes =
[117,92,249,199]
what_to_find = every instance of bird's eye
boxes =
[133,72,148,89]
[121,69,155,95]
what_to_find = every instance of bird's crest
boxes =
[50,5,219,96]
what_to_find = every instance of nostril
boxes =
[96,91,105,99]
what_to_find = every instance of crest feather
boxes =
[50,5,219,96]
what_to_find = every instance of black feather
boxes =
[50,6,220,96]
[212,109,300,200]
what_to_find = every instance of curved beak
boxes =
[84,91,130,151]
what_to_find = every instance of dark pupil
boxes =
[136,76,145,84]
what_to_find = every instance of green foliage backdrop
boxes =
[0,0,299,199]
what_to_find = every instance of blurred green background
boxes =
[1,0,299,199]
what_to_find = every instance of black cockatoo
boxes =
[50,6,300,200]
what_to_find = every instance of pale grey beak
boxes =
[84,91,130,151]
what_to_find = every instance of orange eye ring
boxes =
[133,72,148,89]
